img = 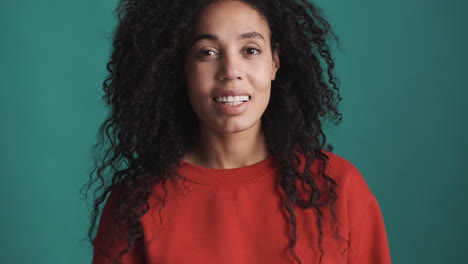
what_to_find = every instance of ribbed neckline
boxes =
[177,155,280,186]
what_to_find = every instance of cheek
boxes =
[249,58,274,87]
[185,64,217,120]
[249,67,273,95]
[249,74,272,114]
[186,64,213,96]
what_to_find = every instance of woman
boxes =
[83,0,391,263]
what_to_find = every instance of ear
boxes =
[271,43,280,80]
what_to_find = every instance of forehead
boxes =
[190,1,271,41]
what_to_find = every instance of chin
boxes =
[217,119,260,134]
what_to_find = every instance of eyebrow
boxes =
[191,31,265,45]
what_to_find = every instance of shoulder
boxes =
[298,150,377,209]
[318,150,380,223]
[318,150,371,193]
[318,150,359,176]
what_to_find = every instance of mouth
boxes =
[213,95,251,106]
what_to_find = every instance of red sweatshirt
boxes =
[93,150,391,263]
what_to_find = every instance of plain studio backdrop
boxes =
[1,0,466,263]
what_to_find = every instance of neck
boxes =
[183,124,269,169]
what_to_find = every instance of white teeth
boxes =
[224,101,242,106]
[214,95,250,103]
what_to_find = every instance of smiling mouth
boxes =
[213,95,251,106]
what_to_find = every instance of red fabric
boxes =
[93,150,391,264]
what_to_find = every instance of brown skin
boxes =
[183,1,280,169]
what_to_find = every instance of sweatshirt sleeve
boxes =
[347,196,392,264]
[326,151,392,264]
[92,188,146,264]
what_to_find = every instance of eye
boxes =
[199,49,218,57]
[195,48,219,61]
[204,50,216,56]
[245,47,261,55]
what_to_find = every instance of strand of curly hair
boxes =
[81,0,347,263]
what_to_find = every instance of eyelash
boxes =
[245,47,261,55]
[198,47,262,58]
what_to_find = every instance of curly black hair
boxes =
[82,0,344,263]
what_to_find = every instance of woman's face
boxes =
[184,0,280,134]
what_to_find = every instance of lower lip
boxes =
[214,100,250,115]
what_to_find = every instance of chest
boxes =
[140,181,348,264]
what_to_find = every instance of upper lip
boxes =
[212,90,252,99]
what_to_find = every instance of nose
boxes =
[216,51,244,81]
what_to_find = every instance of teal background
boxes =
[1,0,466,263]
